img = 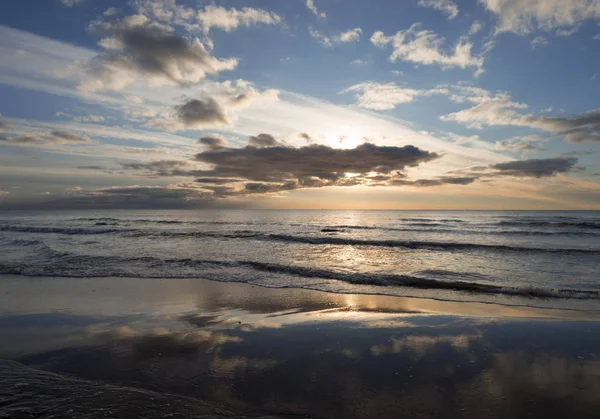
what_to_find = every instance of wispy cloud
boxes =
[310,27,362,47]
[371,24,485,76]
[417,0,459,20]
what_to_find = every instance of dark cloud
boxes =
[195,177,242,184]
[0,130,90,145]
[193,140,439,182]
[495,140,545,152]
[560,150,594,157]
[77,165,106,170]
[199,134,228,150]
[390,157,578,188]
[82,15,237,91]
[117,135,438,197]
[0,117,11,130]
[392,176,478,187]
[0,135,39,144]
[299,132,312,142]
[122,160,189,172]
[47,130,91,143]
[490,157,577,178]
[115,135,580,199]
[248,133,283,148]
[0,185,247,210]
[176,98,229,128]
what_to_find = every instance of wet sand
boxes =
[1,275,600,418]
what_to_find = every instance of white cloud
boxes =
[104,8,120,17]
[132,1,281,36]
[530,35,549,49]
[441,88,600,143]
[195,4,282,34]
[556,26,580,37]
[478,0,600,35]
[391,70,404,76]
[341,82,449,110]
[75,115,106,122]
[495,135,546,153]
[350,59,368,65]
[0,24,508,177]
[441,91,529,129]
[306,0,327,20]
[469,21,484,35]
[417,0,459,19]
[594,33,600,40]
[370,24,485,76]
[310,27,362,47]
[60,0,85,6]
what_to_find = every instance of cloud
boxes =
[478,0,600,35]
[0,129,91,145]
[395,157,579,187]
[440,91,529,128]
[490,157,578,177]
[133,1,282,36]
[199,134,228,150]
[122,160,190,174]
[175,97,230,128]
[417,0,459,19]
[77,165,106,171]
[469,21,484,35]
[341,82,449,110]
[495,135,546,153]
[104,7,120,17]
[73,115,106,123]
[0,115,11,130]
[248,133,284,148]
[310,27,362,47]
[60,0,85,6]
[306,0,327,20]
[442,90,600,143]
[530,36,549,49]
[120,137,440,197]
[195,4,282,34]
[8,185,230,210]
[192,139,439,184]
[370,24,484,76]
[148,81,279,131]
[80,14,238,91]
[350,59,368,65]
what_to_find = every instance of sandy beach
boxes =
[2,275,600,418]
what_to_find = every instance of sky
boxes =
[0,0,599,210]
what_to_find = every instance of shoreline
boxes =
[1,274,600,320]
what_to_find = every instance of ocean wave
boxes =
[0,225,133,235]
[497,221,600,229]
[129,230,598,253]
[259,234,600,254]
[2,225,597,253]
[0,255,598,301]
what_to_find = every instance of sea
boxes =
[1,209,599,310]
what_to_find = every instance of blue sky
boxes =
[0,0,599,209]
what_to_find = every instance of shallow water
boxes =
[2,277,600,419]
[1,209,599,310]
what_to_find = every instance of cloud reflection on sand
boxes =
[2,276,600,418]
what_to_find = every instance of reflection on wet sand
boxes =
[2,276,600,418]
